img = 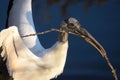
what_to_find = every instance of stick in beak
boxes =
[63,17,118,80]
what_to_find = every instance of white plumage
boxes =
[8,0,44,54]
[0,0,68,80]
[0,26,68,80]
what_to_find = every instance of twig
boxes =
[104,55,118,80]
[21,28,76,38]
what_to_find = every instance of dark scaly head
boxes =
[62,17,106,57]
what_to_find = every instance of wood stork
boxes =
[0,0,118,80]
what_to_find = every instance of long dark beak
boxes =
[77,27,106,57]
[74,26,118,80]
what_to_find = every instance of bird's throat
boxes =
[59,32,68,43]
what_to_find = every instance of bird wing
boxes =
[0,26,42,75]
[0,26,68,80]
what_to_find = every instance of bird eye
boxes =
[67,23,74,28]
[64,19,69,23]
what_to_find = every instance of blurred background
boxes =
[0,0,120,80]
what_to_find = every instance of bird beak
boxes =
[63,18,118,80]
[64,18,106,57]
[76,27,106,57]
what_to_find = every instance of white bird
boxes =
[0,0,118,80]
[1,0,69,80]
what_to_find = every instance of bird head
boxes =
[61,17,106,57]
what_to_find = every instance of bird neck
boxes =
[59,27,68,43]
[8,0,35,35]
[7,0,44,53]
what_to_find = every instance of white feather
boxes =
[8,0,44,54]
[0,0,69,80]
[0,26,68,80]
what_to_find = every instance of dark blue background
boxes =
[0,0,120,80]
